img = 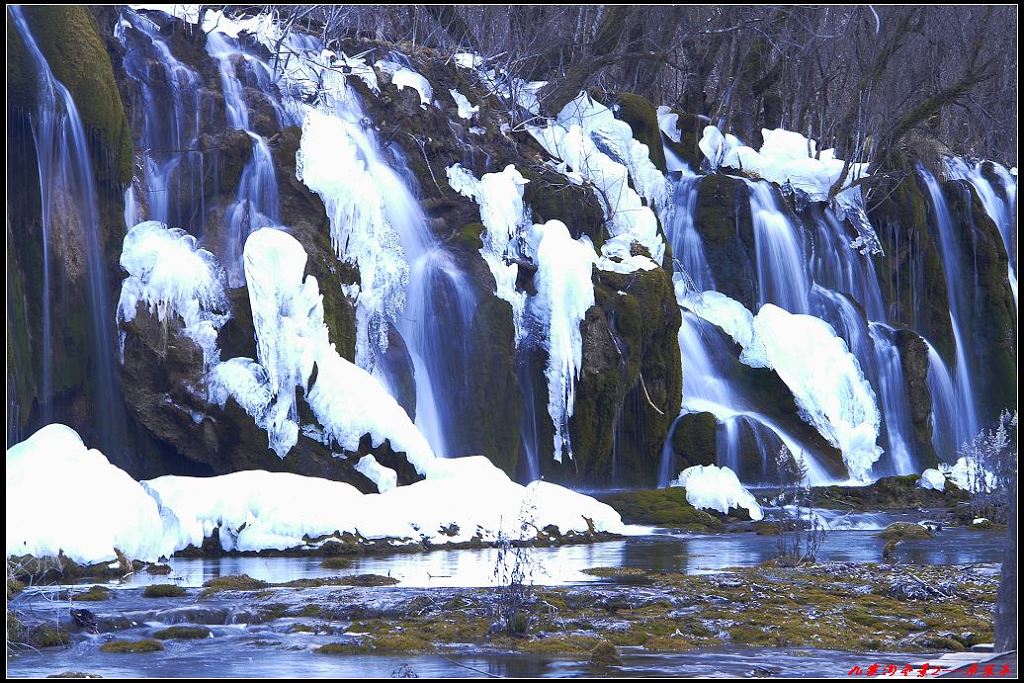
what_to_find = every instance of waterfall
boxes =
[746,179,812,313]
[11,6,125,454]
[118,9,205,232]
[661,168,915,481]
[868,323,915,475]
[283,40,477,459]
[916,166,981,451]
[664,169,714,289]
[946,157,1018,306]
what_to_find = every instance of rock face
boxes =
[892,329,938,468]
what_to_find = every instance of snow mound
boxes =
[6,424,170,564]
[699,125,868,203]
[117,220,227,366]
[449,89,478,119]
[146,455,624,551]
[670,464,763,521]
[376,59,432,106]
[681,290,754,349]
[917,468,947,492]
[9,425,625,560]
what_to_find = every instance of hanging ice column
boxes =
[205,31,280,286]
[11,6,125,454]
[291,51,475,458]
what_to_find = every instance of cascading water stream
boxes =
[205,31,281,286]
[946,157,1018,306]
[118,9,205,232]
[11,6,125,454]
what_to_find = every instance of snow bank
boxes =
[527,220,597,462]
[670,464,763,521]
[355,455,398,494]
[917,468,947,492]
[117,220,228,366]
[6,424,170,564]
[942,457,998,494]
[699,125,880,255]
[744,304,881,481]
[240,228,435,471]
[528,93,667,273]
[8,423,624,562]
[453,52,546,114]
[680,290,754,349]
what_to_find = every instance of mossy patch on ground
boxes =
[878,522,933,541]
[320,557,353,570]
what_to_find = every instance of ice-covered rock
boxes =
[670,464,763,521]
[917,468,947,491]
[116,221,228,366]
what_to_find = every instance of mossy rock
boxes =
[315,642,363,655]
[29,625,70,648]
[596,488,721,530]
[99,639,165,654]
[555,264,682,487]
[668,412,718,473]
[892,328,938,468]
[878,522,933,542]
[868,167,954,361]
[613,93,666,173]
[63,585,110,602]
[942,179,1017,426]
[320,557,353,570]
[693,174,756,309]
[520,165,606,248]
[338,574,400,587]
[153,625,211,640]
[811,474,967,510]
[142,583,187,598]
[661,108,705,171]
[201,574,269,594]
[589,639,623,669]
[145,563,173,576]
[10,6,133,186]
